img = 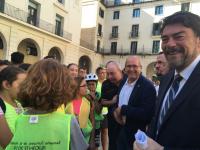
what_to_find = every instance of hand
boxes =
[94,100,102,114]
[122,115,126,125]
[88,142,96,150]
[112,95,118,103]
[116,107,126,125]
[90,101,95,112]
[85,94,93,102]
[89,91,96,100]
[113,107,126,125]
[101,99,106,104]
[133,136,164,150]
[88,137,96,150]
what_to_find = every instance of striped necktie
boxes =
[157,74,183,132]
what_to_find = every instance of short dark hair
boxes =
[67,63,78,69]
[19,63,31,71]
[43,55,55,60]
[0,60,11,66]
[11,52,24,65]
[161,11,200,37]
[79,66,87,70]
[0,66,25,91]
[96,66,104,75]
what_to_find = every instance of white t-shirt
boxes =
[0,106,3,115]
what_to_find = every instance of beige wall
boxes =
[68,0,82,44]
[5,0,80,43]
[6,0,27,12]
[81,28,96,50]
[0,12,102,71]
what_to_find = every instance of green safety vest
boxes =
[6,112,71,150]
[4,101,23,133]
[96,81,108,115]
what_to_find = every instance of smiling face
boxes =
[125,56,142,82]
[97,69,107,81]
[68,64,78,78]
[161,23,200,72]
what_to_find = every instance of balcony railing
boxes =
[96,47,104,53]
[1,2,72,41]
[129,31,139,38]
[110,33,119,39]
[97,32,103,37]
[101,0,164,7]
[79,40,160,55]
[152,30,161,36]
[97,48,158,56]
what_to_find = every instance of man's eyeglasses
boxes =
[126,65,141,69]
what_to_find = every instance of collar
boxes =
[125,78,138,87]
[175,55,200,80]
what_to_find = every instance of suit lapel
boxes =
[155,71,174,120]
[154,72,173,137]
[128,75,142,105]
[159,61,200,132]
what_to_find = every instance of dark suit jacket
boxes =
[115,74,156,150]
[149,61,200,149]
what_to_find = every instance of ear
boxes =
[196,37,200,49]
[2,81,11,90]
[124,66,128,73]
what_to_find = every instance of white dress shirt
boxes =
[118,78,137,107]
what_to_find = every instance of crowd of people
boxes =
[1,11,200,150]
[0,52,109,150]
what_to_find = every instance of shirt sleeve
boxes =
[70,117,89,150]
[0,106,3,115]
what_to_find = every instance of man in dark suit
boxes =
[134,11,200,150]
[113,56,156,150]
